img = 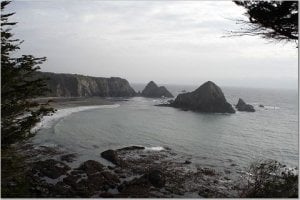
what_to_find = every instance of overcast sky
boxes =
[8,1,298,89]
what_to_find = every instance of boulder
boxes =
[76,160,104,175]
[117,169,165,197]
[235,98,255,112]
[146,169,166,188]
[32,159,71,179]
[141,81,173,98]
[101,150,122,166]
[171,81,235,113]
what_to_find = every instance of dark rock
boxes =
[99,192,114,198]
[118,146,145,151]
[107,165,115,170]
[101,171,120,184]
[120,175,126,179]
[60,153,77,163]
[63,175,83,190]
[117,169,165,197]
[32,159,70,179]
[86,173,107,191]
[62,168,120,197]
[114,169,123,174]
[76,160,104,175]
[171,81,235,113]
[117,176,151,197]
[199,188,214,198]
[184,160,192,164]
[141,81,173,98]
[70,170,85,176]
[146,169,166,188]
[259,104,264,108]
[101,150,121,166]
[52,182,76,197]
[235,98,255,112]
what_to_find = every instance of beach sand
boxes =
[33,97,115,109]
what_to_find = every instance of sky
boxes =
[7,1,298,89]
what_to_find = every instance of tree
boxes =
[1,1,54,146]
[233,1,298,44]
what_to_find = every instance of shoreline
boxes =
[30,97,123,133]
[33,96,116,109]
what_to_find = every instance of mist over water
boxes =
[32,85,298,176]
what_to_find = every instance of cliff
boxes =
[36,72,136,97]
[171,81,235,113]
[141,81,173,98]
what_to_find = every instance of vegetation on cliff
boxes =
[36,72,136,97]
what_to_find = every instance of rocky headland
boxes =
[141,81,173,98]
[235,98,255,112]
[35,72,136,97]
[168,81,235,113]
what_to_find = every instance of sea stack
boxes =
[235,98,255,112]
[141,81,173,98]
[171,81,235,113]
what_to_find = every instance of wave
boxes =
[144,146,165,151]
[263,105,280,110]
[31,104,120,133]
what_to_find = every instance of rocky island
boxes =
[235,98,255,112]
[141,81,173,98]
[169,81,235,113]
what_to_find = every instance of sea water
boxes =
[31,85,298,174]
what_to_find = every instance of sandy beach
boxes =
[33,97,117,109]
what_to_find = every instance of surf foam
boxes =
[31,104,119,133]
[144,146,165,151]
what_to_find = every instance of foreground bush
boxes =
[240,159,298,198]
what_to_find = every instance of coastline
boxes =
[4,96,241,197]
[34,96,115,109]
[2,96,298,198]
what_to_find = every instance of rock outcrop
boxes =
[35,72,136,97]
[141,81,173,98]
[171,81,235,113]
[235,98,255,112]
[101,150,121,166]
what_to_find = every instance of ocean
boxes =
[31,84,298,177]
